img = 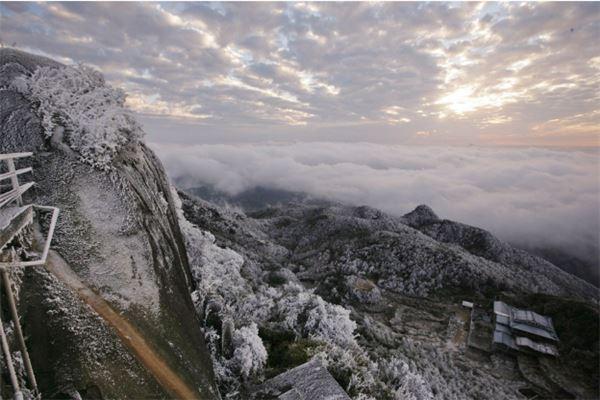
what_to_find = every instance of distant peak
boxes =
[403,204,439,226]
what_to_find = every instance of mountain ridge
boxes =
[177,188,599,399]
[182,183,599,288]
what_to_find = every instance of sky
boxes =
[1,2,598,276]
[1,1,599,146]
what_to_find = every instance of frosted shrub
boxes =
[12,65,143,169]
[237,286,277,326]
[187,229,247,304]
[172,188,436,399]
[395,372,433,400]
[379,357,433,400]
[305,296,357,348]
[232,323,268,378]
[273,283,357,348]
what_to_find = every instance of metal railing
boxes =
[0,152,34,208]
[0,152,61,399]
[0,152,60,268]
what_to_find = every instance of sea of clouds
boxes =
[152,142,599,270]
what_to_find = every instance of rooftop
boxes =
[492,301,559,357]
[253,358,350,400]
[515,337,559,357]
[493,301,559,341]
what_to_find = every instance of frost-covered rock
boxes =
[0,48,218,399]
[10,62,143,169]
[401,204,439,227]
[345,276,382,304]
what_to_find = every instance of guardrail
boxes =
[0,152,60,268]
[0,152,34,208]
[0,151,61,398]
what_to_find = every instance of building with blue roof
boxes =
[492,301,559,357]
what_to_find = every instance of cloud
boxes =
[1,2,598,146]
[152,142,599,268]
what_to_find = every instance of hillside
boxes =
[180,184,599,289]
[177,190,599,399]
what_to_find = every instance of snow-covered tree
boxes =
[231,323,268,378]
[12,64,143,169]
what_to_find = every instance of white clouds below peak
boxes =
[152,142,599,267]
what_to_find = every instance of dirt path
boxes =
[452,308,470,347]
[45,249,201,399]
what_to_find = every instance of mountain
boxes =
[400,205,597,298]
[2,48,597,400]
[177,189,598,399]
[522,246,599,288]
[0,48,219,399]
[180,183,600,289]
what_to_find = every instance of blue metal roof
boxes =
[493,330,518,350]
[515,336,559,356]
[493,301,559,342]
[496,315,510,326]
[511,322,559,341]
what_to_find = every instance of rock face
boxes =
[0,49,218,399]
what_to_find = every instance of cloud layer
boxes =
[1,2,599,146]
[152,142,599,267]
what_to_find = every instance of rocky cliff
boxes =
[0,48,219,399]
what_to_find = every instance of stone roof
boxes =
[254,358,351,400]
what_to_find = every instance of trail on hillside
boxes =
[44,250,201,399]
